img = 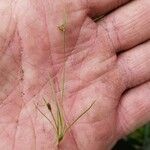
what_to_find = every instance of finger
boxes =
[117,41,150,89]
[87,0,130,17]
[117,81,150,137]
[97,0,150,52]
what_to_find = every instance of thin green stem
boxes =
[57,108,65,142]
[61,13,67,102]
[47,74,66,141]
[34,103,56,132]
[48,74,57,104]
[64,100,96,134]
[43,98,58,129]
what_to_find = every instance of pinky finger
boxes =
[117,81,150,137]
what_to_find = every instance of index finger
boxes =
[87,0,131,17]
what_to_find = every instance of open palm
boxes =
[0,0,150,150]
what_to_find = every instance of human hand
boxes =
[0,0,150,149]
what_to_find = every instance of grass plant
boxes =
[35,10,95,145]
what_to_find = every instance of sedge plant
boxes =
[35,10,96,145]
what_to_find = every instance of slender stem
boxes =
[55,12,68,144]
[64,101,96,134]
[61,13,67,102]
[48,74,63,122]
[48,73,66,141]
[43,98,58,129]
[34,103,56,132]
[48,74,57,104]
[47,74,66,141]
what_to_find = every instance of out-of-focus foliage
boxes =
[113,123,150,150]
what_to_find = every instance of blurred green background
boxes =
[113,123,150,150]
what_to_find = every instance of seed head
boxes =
[58,24,66,32]
[47,103,52,111]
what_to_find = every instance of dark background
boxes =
[113,123,150,150]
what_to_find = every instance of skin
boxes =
[0,0,150,149]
